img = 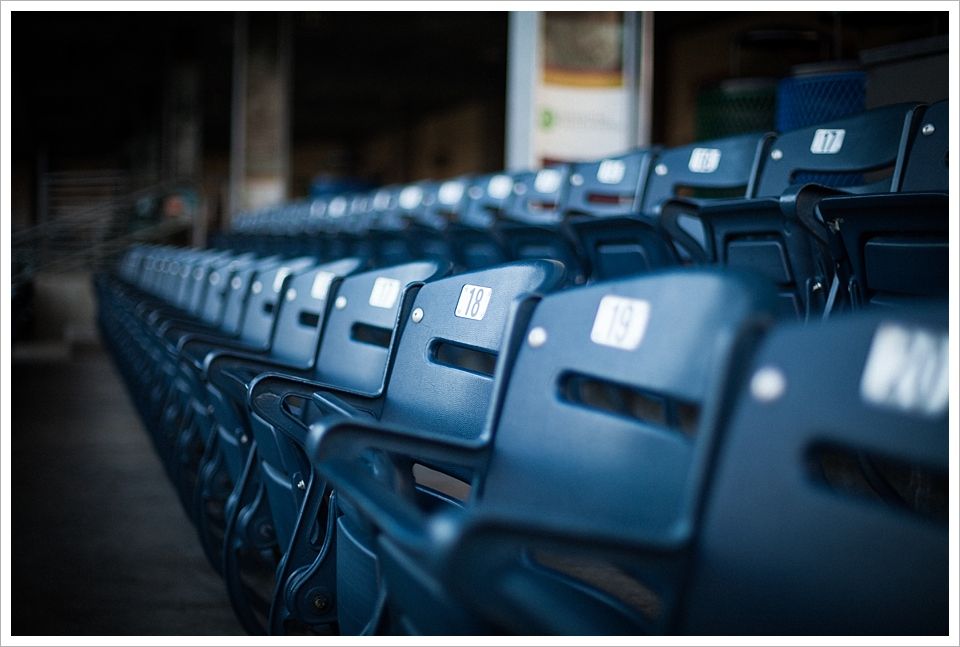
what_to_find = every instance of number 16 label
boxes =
[455,284,492,321]
[590,295,651,350]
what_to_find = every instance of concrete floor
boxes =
[11,343,243,635]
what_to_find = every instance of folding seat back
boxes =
[752,102,917,196]
[499,166,586,282]
[398,182,453,263]
[564,150,653,217]
[502,166,569,226]
[267,257,366,367]
[639,133,765,213]
[660,104,920,319]
[197,253,258,325]
[389,269,778,634]
[479,269,777,539]
[679,307,947,634]
[234,257,317,350]
[897,99,948,192]
[815,100,948,309]
[186,251,245,319]
[377,259,566,439]
[447,174,513,270]
[461,173,516,228]
[218,256,283,337]
[425,177,471,223]
[310,260,450,396]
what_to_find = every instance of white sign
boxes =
[688,148,722,173]
[596,159,626,184]
[590,295,651,351]
[860,323,949,417]
[368,277,401,309]
[310,271,336,301]
[454,284,493,321]
[810,129,846,154]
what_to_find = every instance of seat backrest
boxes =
[424,177,472,223]
[197,253,257,324]
[268,257,365,366]
[639,133,767,213]
[311,260,449,396]
[680,307,947,634]
[897,99,948,192]
[460,173,516,228]
[380,260,566,440]
[564,149,654,217]
[236,256,317,348]
[219,255,282,336]
[502,166,570,225]
[478,269,778,546]
[753,103,918,196]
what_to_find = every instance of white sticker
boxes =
[368,277,402,309]
[810,129,846,154]
[590,295,651,351]
[272,267,290,293]
[534,168,562,194]
[860,323,949,417]
[439,181,465,205]
[487,174,513,200]
[372,190,392,211]
[454,284,493,321]
[399,186,424,210]
[596,159,626,184]
[328,197,347,217]
[688,148,722,173]
[310,271,336,301]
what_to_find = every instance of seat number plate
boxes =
[810,129,845,154]
[590,295,651,351]
[455,284,492,321]
[368,277,401,309]
[860,323,948,417]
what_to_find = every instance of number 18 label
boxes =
[590,295,651,350]
[455,284,492,321]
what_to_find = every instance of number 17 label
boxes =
[455,284,493,321]
[590,295,651,350]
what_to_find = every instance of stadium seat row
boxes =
[95,100,949,635]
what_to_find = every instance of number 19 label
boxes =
[455,284,492,321]
[590,295,651,350]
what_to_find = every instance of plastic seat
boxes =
[814,100,948,310]
[677,306,947,634]
[204,259,450,633]
[449,174,511,270]
[306,268,778,634]
[496,166,587,283]
[660,103,921,319]
[246,260,565,634]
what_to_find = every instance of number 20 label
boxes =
[455,284,492,321]
[590,295,651,350]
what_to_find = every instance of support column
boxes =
[228,12,292,222]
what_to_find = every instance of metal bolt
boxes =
[207,405,215,414]
[750,366,787,402]
[297,479,306,491]
[313,595,329,611]
[770,149,783,161]
[286,288,297,302]
[513,183,527,195]
[922,123,935,136]
[412,307,424,323]
[335,295,347,310]
[240,434,248,444]
[812,281,823,292]
[251,281,262,294]
[570,173,584,186]
[527,326,548,348]
[209,272,220,285]
[231,277,242,290]
[654,163,668,176]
